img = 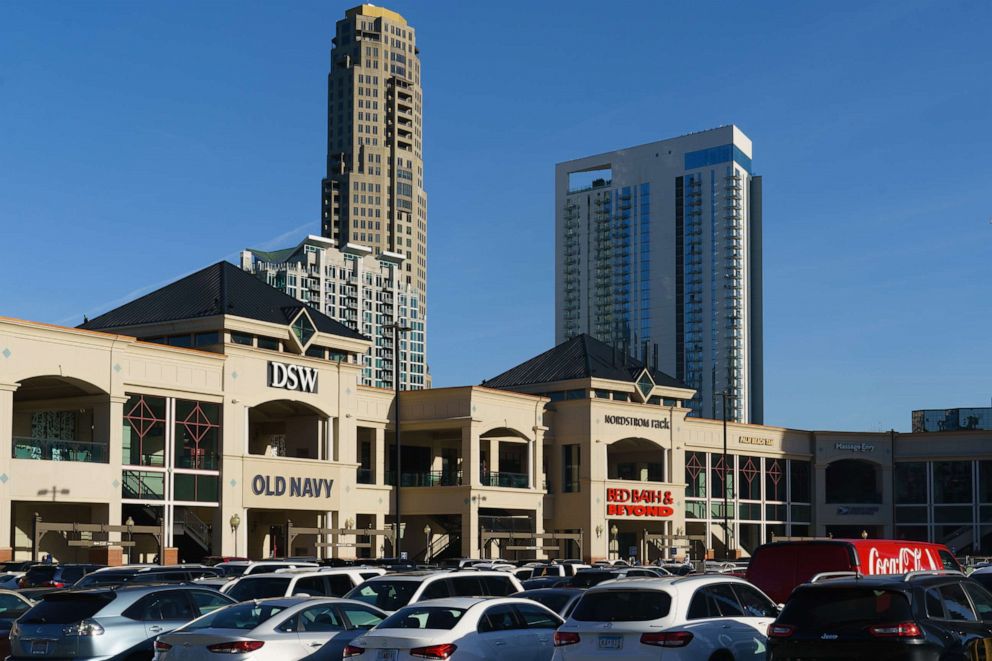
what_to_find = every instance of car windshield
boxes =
[380,607,466,630]
[20,593,115,624]
[185,602,285,630]
[226,577,291,601]
[346,580,419,611]
[524,592,573,614]
[779,588,913,627]
[572,590,672,622]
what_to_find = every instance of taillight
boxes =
[553,631,581,646]
[17,578,27,588]
[154,640,173,651]
[207,641,265,653]
[51,581,65,588]
[868,621,922,638]
[342,645,364,658]
[767,623,796,638]
[410,644,457,659]
[640,631,693,647]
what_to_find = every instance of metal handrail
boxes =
[12,436,109,463]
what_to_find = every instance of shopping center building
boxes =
[2,262,991,563]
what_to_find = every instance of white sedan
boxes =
[551,575,778,661]
[153,597,387,661]
[345,597,564,661]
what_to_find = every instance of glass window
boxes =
[738,456,761,500]
[708,584,744,617]
[327,574,354,597]
[572,591,672,622]
[765,458,786,501]
[934,462,972,504]
[940,584,977,621]
[125,591,195,621]
[346,580,418,612]
[340,605,384,630]
[778,588,912,627]
[419,580,449,600]
[194,331,220,347]
[895,463,927,504]
[514,603,559,628]
[478,604,521,632]
[173,474,218,503]
[480,575,514,596]
[379,607,465,630]
[733,584,777,618]
[790,461,811,503]
[449,576,485,597]
[231,332,253,346]
[190,591,231,616]
[293,576,327,596]
[297,604,345,632]
[686,452,706,498]
[21,594,113,624]
[965,583,992,620]
[187,602,285,630]
[257,337,280,351]
[925,588,945,618]
[174,400,220,470]
[123,394,166,467]
[226,577,291,601]
[711,453,734,499]
[687,590,718,619]
[122,470,165,500]
[563,445,580,493]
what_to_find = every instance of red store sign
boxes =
[606,488,675,518]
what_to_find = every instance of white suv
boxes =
[221,567,386,601]
[551,575,779,660]
[344,570,525,613]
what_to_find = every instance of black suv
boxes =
[17,563,103,588]
[767,570,992,660]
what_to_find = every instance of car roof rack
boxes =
[810,571,862,583]
[903,569,965,581]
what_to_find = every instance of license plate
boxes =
[598,635,623,650]
[30,640,50,655]
[376,650,397,661]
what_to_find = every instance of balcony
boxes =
[12,437,108,463]
[385,470,463,487]
[480,471,529,489]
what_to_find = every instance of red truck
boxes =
[745,538,961,604]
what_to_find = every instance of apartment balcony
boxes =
[12,437,108,463]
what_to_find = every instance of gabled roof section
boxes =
[482,334,688,391]
[78,261,366,341]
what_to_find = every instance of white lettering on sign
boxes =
[834,442,874,453]
[603,414,670,430]
[867,546,939,575]
[739,436,774,446]
[268,362,318,393]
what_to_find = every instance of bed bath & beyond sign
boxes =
[251,475,333,498]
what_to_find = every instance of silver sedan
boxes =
[346,597,563,661]
[153,597,387,661]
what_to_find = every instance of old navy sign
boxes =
[251,474,333,499]
[606,488,675,517]
[603,414,670,430]
[268,362,318,393]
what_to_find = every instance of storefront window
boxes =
[710,453,734,499]
[738,455,760,500]
[739,523,761,555]
[895,462,928,504]
[980,462,992,503]
[122,394,166,467]
[825,459,882,504]
[896,526,929,542]
[767,523,786,542]
[936,524,973,554]
[934,461,972,504]
[685,452,706,498]
[765,458,786,501]
[562,445,580,493]
[790,460,811,503]
[896,506,927,523]
[174,474,219,502]
[175,400,220,470]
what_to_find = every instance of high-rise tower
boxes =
[555,126,763,423]
[320,4,426,301]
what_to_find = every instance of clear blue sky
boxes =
[1,1,989,432]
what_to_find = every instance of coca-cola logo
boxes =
[867,546,939,575]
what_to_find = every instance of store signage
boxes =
[739,436,774,446]
[606,488,674,517]
[834,442,874,453]
[603,414,670,430]
[836,506,879,516]
[268,362,318,393]
[251,474,333,498]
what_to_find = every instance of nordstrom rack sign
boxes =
[268,362,318,393]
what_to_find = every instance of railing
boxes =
[481,471,530,489]
[385,470,462,487]
[12,437,108,463]
[122,470,165,501]
[174,507,211,551]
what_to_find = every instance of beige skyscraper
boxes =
[320,4,426,302]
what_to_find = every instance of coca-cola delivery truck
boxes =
[746,538,962,604]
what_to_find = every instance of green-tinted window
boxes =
[122,470,165,500]
[292,313,316,347]
[636,371,654,400]
[231,332,253,346]
[194,332,220,347]
[257,337,280,351]
[174,400,220,470]
[174,474,219,503]
[122,394,166,467]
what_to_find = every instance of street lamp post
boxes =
[424,524,432,565]
[610,524,619,561]
[125,516,135,564]
[386,322,412,558]
[229,513,241,557]
[714,391,730,560]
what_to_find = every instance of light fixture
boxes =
[229,513,241,533]
[861,530,868,539]
[125,516,135,528]
[610,524,619,537]
[595,525,603,538]
[423,524,432,536]
[345,517,355,530]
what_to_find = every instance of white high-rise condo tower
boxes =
[555,126,763,423]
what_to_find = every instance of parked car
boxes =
[513,588,584,618]
[746,538,962,604]
[345,570,524,613]
[532,563,591,579]
[568,566,670,588]
[521,577,569,591]
[73,565,220,588]
[212,560,319,578]
[18,563,103,589]
[154,597,388,661]
[767,569,992,659]
[222,568,386,601]
[8,584,235,660]
[552,575,779,660]
[0,572,25,589]
[0,562,34,573]
[0,590,34,660]
[345,597,564,661]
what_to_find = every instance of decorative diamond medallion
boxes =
[0,473,8,484]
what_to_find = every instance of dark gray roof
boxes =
[78,261,366,341]
[482,334,688,391]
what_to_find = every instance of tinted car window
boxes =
[939,551,959,570]
[227,577,291,601]
[478,604,521,632]
[125,591,195,621]
[571,572,618,588]
[132,570,188,584]
[733,584,778,617]
[58,567,87,584]
[778,588,912,628]
[297,604,345,632]
[340,604,384,630]
[75,570,136,587]
[523,592,572,615]
[293,576,328,596]
[926,588,946,618]
[687,589,719,619]
[328,574,354,596]
[450,576,486,597]
[348,580,419,611]
[572,591,672,622]
[709,584,745,617]
[941,584,978,622]
[21,593,115,624]
[481,575,515,596]
[515,603,559,628]
[23,566,57,583]
[965,583,992,620]
[0,594,29,618]
[970,573,992,594]
[188,602,286,630]
[420,579,450,600]
[380,607,465,630]
[190,590,232,615]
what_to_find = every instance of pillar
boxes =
[461,498,480,559]
[462,422,482,488]
[0,385,16,560]
[374,427,385,486]
[532,426,547,491]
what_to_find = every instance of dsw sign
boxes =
[268,362,318,393]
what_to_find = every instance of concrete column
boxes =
[532,426,547,491]
[462,422,482,488]
[461,499,480,558]
[0,384,17,559]
[337,414,357,465]
[373,512,388,557]
[489,440,499,473]
[374,427,385,486]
